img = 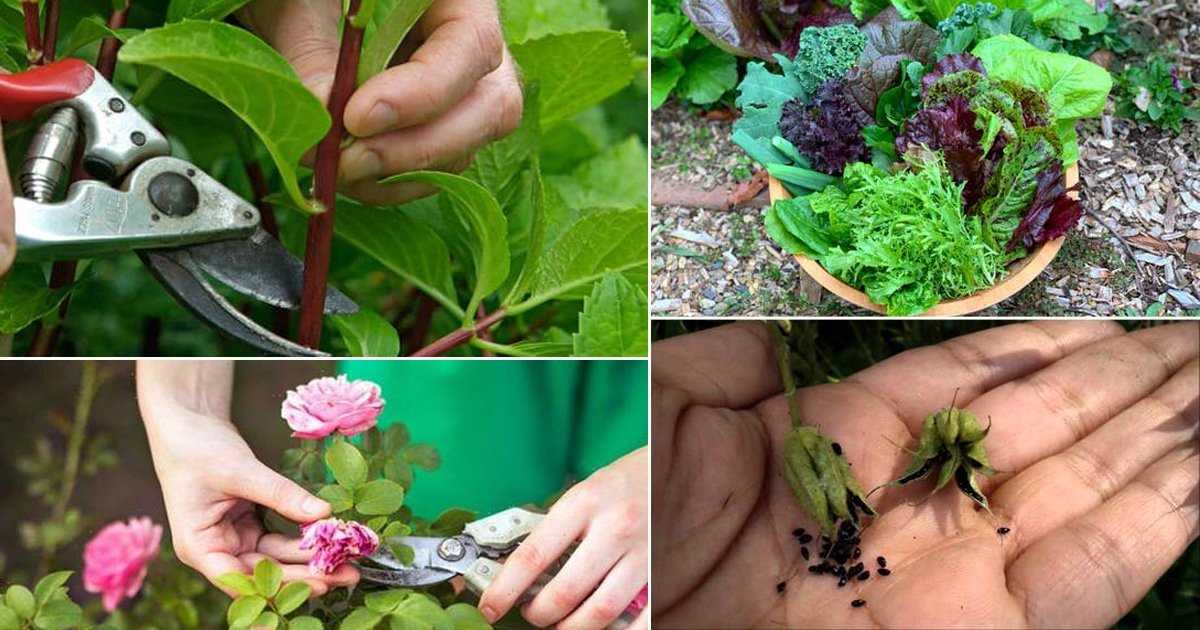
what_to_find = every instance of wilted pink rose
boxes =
[299,518,379,574]
[82,517,162,612]
[282,375,384,440]
[626,585,648,615]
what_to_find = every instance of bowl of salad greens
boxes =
[723,2,1113,316]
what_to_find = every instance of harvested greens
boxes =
[722,4,1111,315]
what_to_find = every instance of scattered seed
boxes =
[858,570,870,580]
[776,581,786,593]
[877,568,891,576]
[800,547,810,560]
[852,548,861,559]
[808,565,821,574]
[832,442,842,455]
[997,527,1011,535]
[847,562,864,578]
[837,577,847,587]
[877,556,886,568]
[799,533,813,544]
[793,528,805,537]
[851,599,866,608]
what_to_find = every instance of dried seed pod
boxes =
[782,427,877,536]
[783,429,831,532]
[955,463,991,512]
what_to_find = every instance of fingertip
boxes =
[301,495,331,520]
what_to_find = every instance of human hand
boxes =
[240,0,523,206]
[653,322,1199,628]
[136,361,357,597]
[478,448,650,630]
[0,118,15,275]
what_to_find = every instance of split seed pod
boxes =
[873,406,995,512]
[783,427,877,536]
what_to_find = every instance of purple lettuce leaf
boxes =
[682,0,821,60]
[896,95,1004,211]
[843,7,940,121]
[779,79,874,175]
[1007,162,1083,250]
[920,53,986,93]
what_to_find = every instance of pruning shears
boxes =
[0,58,357,356]
[355,508,639,630]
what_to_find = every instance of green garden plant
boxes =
[651,0,738,108]
[0,0,648,358]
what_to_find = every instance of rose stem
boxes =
[410,309,508,357]
[296,0,365,350]
[41,0,59,62]
[21,1,42,65]
[29,2,131,356]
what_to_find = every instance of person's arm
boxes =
[0,118,15,275]
[137,361,356,596]
[238,0,523,206]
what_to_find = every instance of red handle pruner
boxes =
[0,59,96,121]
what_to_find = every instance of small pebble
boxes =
[877,568,891,576]
[851,599,866,608]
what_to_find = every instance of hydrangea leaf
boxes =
[166,0,253,22]
[357,0,435,85]
[522,207,647,307]
[330,310,401,358]
[501,0,610,44]
[511,30,635,129]
[573,272,647,357]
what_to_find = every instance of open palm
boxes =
[652,321,1199,629]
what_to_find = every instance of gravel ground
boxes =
[651,0,1200,317]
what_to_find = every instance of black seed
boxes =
[848,562,864,577]
[832,442,842,455]
[877,556,886,568]
[776,581,786,593]
[997,527,1011,535]
[851,599,866,608]
[837,577,847,587]
[859,571,870,580]
[800,547,809,560]
[808,565,821,574]
[793,528,805,537]
[821,535,832,544]
[877,568,891,576]
[799,534,813,544]
[852,548,862,559]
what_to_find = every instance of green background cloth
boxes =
[339,360,647,518]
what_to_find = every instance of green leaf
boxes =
[973,34,1112,120]
[354,479,406,515]
[357,0,434,84]
[384,458,414,489]
[254,558,283,598]
[364,590,408,614]
[253,611,280,630]
[394,597,452,630]
[573,272,646,357]
[511,30,635,129]
[0,264,74,334]
[31,598,83,630]
[651,57,684,108]
[548,136,647,211]
[290,617,324,630]
[402,444,440,471]
[376,172,509,324]
[59,16,137,58]
[522,207,647,308]
[227,595,268,630]
[338,608,385,630]
[331,310,400,357]
[3,587,33,621]
[677,45,737,105]
[326,441,369,489]
[388,543,416,567]
[0,605,19,630]
[32,573,71,609]
[215,572,258,597]
[166,0,253,22]
[500,0,610,44]
[446,603,490,630]
[274,581,311,616]
[428,509,475,537]
[336,201,462,320]
[119,21,331,213]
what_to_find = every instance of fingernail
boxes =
[480,605,497,623]
[360,102,398,136]
[341,146,383,183]
[302,496,327,516]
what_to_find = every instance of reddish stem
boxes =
[29,3,130,357]
[21,1,42,65]
[476,306,496,357]
[42,0,59,63]
[296,0,365,350]
[244,160,291,335]
[410,309,508,358]
[402,293,438,350]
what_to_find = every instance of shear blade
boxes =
[356,565,456,587]
[140,249,327,357]
[186,228,358,314]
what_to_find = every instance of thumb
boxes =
[241,0,341,103]
[233,461,331,524]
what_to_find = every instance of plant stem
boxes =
[41,0,59,63]
[38,362,108,576]
[767,322,803,429]
[297,0,365,349]
[410,309,507,357]
[403,294,438,351]
[29,3,131,357]
[476,306,496,357]
[21,1,42,65]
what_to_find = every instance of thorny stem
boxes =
[41,0,59,63]
[21,1,42,65]
[37,362,110,576]
[30,3,131,356]
[297,0,365,349]
[411,309,508,357]
[767,322,803,429]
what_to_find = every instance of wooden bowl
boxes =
[767,165,1076,316]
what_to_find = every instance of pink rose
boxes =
[282,375,384,440]
[626,585,648,615]
[82,517,162,612]
[299,518,379,575]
